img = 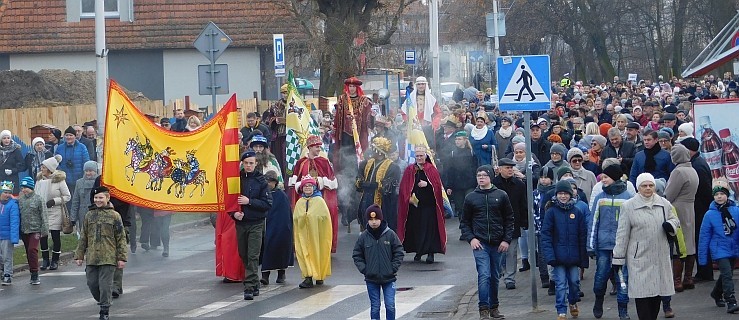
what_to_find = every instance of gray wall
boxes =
[0,54,8,70]
[109,50,165,101]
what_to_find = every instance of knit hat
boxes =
[264,170,279,182]
[680,137,700,152]
[514,142,526,152]
[599,123,612,137]
[364,204,384,221]
[657,130,671,140]
[0,181,13,193]
[240,150,256,161]
[0,130,11,139]
[51,128,62,140]
[555,180,573,197]
[556,166,573,180]
[512,135,525,145]
[249,135,269,148]
[476,165,494,178]
[540,166,554,180]
[660,127,674,138]
[636,172,656,187]
[567,147,584,162]
[64,126,76,136]
[713,179,731,196]
[32,137,45,147]
[603,164,623,182]
[83,160,98,172]
[591,135,607,148]
[20,176,35,190]
[655,178,667,196]
[42,154,62,172]
[550,143,567,156]
[678,123,694,137]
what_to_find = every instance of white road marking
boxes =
[68,286,146,308]
[348,285,453,319]
[39,272,86,276]
[260,285,367,318]
[175,284,290,318]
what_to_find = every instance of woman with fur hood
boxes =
[35,154,71,271]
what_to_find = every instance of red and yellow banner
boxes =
[102,80,240,212]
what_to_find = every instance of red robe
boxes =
[290,156,339,253]
[215,210,245,281]
[331,94,373,171]
[397,161,447,254]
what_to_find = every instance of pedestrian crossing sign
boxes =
[496,55,551,111]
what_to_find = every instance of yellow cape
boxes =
[293,195,333,280]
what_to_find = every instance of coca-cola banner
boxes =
[693,100,739,198]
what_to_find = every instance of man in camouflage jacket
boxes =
[74,186,127,320]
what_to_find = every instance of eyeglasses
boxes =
[476,173,489,178]
[570,158,583,163]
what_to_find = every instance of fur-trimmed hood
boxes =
[37,169,67,184]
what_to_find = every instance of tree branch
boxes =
[367,0,417,46]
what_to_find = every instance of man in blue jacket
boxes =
[460,165,514,320]
[56,126,90,199]
[629,130,674,187]
[0,181,20,285]
[230,150,272,301]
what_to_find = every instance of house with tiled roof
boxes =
[0,0,300,109]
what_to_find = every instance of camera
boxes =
[66,160,73,168]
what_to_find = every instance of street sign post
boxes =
[198,64,229,95]
[194,21,232,115]
[405,50,416,65]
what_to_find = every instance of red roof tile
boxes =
[0,0,302,53]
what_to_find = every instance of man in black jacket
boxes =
[445,131,477,219]
[493,158,528,290]
[530,123,552,165]
[230,150,273,300]
[681,138,715,281]
[461,165,514,320]
[600,127,637,173]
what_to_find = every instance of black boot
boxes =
[712,287,726,307]
[99,307,110,320]
[49,251,60,270]
[276,269,286,284]
[593,295,604,318]
[299,277,313,288]
[547,280,555,296]
[40,250,49,270]
[541,276,550,288]
[727,295,739,313]
[425,253,435,264]
[618,302,631,319]
[518,259,530,272]
[260,271,270,285]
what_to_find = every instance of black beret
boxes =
[240,150,257,161]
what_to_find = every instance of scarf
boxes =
[0,140,17,164]
[471,126,488,141]
[638,193,656,207]
[497,126,513,139]
[588,149,601,166]
[644,144,661,172]
[553,197,576,210]
[603,180,627,195]
[31,150,46,176]
[367,221,388,240]
[718,201,737,236]
[513,156,527,173]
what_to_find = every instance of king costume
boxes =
[356,137,400,231]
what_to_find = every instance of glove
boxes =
[4,169,11,175]
[46,200,55,208]
[662,221,674,234]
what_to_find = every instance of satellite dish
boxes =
[378,88,390,99]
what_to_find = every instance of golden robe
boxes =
[293,194,333,280]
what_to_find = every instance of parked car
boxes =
[440,82,463,104]
[295,78,315,95]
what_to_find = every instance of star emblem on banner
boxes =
[113,106,129,128]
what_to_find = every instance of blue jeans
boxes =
[593,250,629,304]
[553,265,581,314]
[366,281,396,320]
[473,241,504,309]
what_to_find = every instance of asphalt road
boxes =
[0,218,478,320]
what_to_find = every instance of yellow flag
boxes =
[102,80,241,212]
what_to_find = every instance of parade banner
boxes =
[693,99,739,199]
[102,80,241,212]
[284,70,319,175]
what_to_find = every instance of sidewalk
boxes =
[11,217,210,274]
[455,261,738,319]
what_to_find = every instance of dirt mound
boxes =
[0,69,148,109]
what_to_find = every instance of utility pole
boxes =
[492,0,500,92]
[95,0,108,134]
[429,0,440,95]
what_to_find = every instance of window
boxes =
[80,0,119,18]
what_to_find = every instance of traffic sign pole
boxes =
[209,29,218,115]
[524,112,538,311]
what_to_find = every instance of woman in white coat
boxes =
[35,154,71,271]
[612,173,680,320]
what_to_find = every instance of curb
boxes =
[452,286,478,320]
[12,217,210,274]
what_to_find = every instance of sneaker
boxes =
[243,290,254,300]
[505,282,515,290]
[712,291,727,307]
[557,313,567,320]
[299,277,314,289]
[489,307,504,319]
[569,303,579,318]
[2,274,11,286]
[30,272,40,285]
[253,288,260,297]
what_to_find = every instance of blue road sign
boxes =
[469,51,484,63]
[274,34,285,77]
[405,50,416,65]
[496,55,551,111]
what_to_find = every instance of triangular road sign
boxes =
[500,58,547,103]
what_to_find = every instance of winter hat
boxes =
[599,123,612,137]
[550,143,567,157]
[514,142,526,152]
[249,135,269,148]
[476,165,494,178]
[555,180,573,197]
[64,126,76,136]
[515,127,525,136]
[680,137,700,152]
[678,123,694,137]
[512,135,525,145]
[41,154,62,172]
[713,179,731,196]
[83,160,98,172]
[20,176,35,190]
[364,204,384,221]
[32,137,45,147]
[655,178,667,196]
[636,172,656,187]
[295,174,318,194]
[567,147,584,162]
[657,130,671,140]
[556,166,573,180]
[51,128,62,140]
[263,170,279,183]
[591,135,607,148]
[603,164,624,182]
[660,127,674,138]
[540,166,555,180]
[0,181,13,193]
[0,130,11,139]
